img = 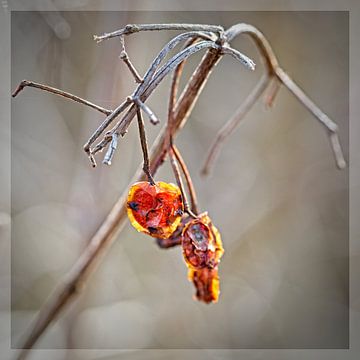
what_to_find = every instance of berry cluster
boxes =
[127,182,224,303]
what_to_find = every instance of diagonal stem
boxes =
[12,79,112,115]
[136,107,155,185]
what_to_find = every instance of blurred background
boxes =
[10,10,348,354]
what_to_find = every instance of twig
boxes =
[169,140,197,219]
[133,97,159,125]
[136,107,155,184]
[201,75,270,176]
[172,144,199,215]
[264,76,281,108]
[94,23,224,42]
[221,45,256,70]
[12,80,112,115]
[119,36,143,83]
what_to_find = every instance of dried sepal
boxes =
[127,181,184,238]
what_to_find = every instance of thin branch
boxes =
[201,75,270,176]
[133,97,160,125]
[15,45,223,360]
[83,98,131,155]
[221,46,256,70]
[94,23,224,42]
[119,36,143,83]
[168,37,200,130]
[264,76,281,108]
[12,80,112,115]
[136,107,155,184]
[172,144,199,215]
[169,140,197,219]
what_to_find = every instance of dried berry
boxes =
[181,212,224,303]
[127,181,184,239]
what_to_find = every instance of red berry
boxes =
[127,181,184,239]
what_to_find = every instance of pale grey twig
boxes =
[102,133,118,165]
[119,36,143,83]
[94,23,224,42]
[132,97,160,125]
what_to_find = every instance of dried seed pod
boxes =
[127,181,184,238]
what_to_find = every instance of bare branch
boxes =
[172,144,199,215]
[119,36,143,83]
[12,80,112,115]
[264,76,281,108]
[221,46,256,70]
[169,141,197,219]
[83,98,131,155]
[133,97,160,125]
[94,23,224,42]
[136,107,155,184]
[201,75,270,176]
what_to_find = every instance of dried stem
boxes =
[201,75,270,176]
[133,97,159,125]
[12,79,112,115]
[264,76,281,108]
[169,140,197,219]
[94,23,224,42]
[136,107,155,184]
[172,144,199,215]
[119,36,143,83]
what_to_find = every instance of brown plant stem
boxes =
[172,143,199,215]
[136,107,155,185]
[12,79,112,115]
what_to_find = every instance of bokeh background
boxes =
[10,9,348,354]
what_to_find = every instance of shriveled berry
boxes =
[181,213,224,270]
[127,181,184,239]
[181,212,224,303]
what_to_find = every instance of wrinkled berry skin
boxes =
[181,212,224,303]
[127,181,184,239]
[188,267,220,303]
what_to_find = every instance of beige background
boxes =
[1,1,359,360]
